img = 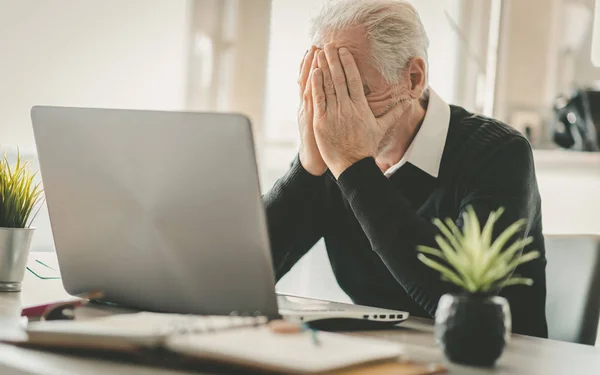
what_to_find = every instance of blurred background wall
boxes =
[0,0,192,151]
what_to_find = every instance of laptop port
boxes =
[363,315,369,319]
[379,315,386,319]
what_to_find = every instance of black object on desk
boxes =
[552,88,600,152]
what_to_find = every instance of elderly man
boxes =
[264,0,547,338]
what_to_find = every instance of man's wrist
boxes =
[336,157,380,185]
[335,157,393,237]
[299,153,327,176]
[329,155,371,179]
[282,154,327,188]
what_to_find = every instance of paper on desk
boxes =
[20,252,74,309]
[26,258,61,279]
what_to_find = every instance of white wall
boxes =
[185,0,271,137]
[493,0,562,123]
[571,0,600,88]
[416,0,461,103]
[0,0,191,150]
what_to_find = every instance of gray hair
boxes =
[310,0,430,84]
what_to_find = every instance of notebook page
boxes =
[26,312,267,346]
[166,326,404,374]
[83,312,267,335]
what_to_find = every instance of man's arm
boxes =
[265,47,329,281]
[308,43,545,336]
[336,136,542,316]
[264,157,327,281]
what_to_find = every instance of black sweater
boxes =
[264,105,548,338]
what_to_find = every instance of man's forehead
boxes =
[314,24,384,91]
[318,24,369,53]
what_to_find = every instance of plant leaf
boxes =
[417,246,443,259]
[416,206,538,294]
[417,254,470,291]
[0,149,44,228]
[444,218,464,242]
[501,277,534,287]
[481,207,504,249]
[488,219,526,257]
[494,251,541,281]
[433,218,462,253]
[434,235,476,290]
[462,207,481,257]
[479,236,534,284]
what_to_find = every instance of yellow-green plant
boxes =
[417,206,540,294]
[0,152,44,228]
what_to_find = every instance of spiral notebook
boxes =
[22,312,411,374]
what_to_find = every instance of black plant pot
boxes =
[435,294,511,367]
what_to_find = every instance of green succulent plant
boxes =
[0,151,44,228]
[417,206,540,294]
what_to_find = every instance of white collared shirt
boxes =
[383,88,451,179]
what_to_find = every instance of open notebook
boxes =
[22,312,407,374]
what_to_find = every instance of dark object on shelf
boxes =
[552,88,600,151]
[435,294,510,367]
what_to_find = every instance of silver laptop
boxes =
[31,106,408,324]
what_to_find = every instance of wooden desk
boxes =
[0,253,599,374]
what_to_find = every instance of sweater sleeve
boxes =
[263,156,328,281]
[336,137,542,317]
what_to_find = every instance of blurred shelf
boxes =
[533,149,600,171]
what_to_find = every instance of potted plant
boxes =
[417,206,540,367]
[0,151,44,291]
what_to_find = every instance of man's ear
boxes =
[406,57,426,99]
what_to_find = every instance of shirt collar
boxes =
[384,88,450,179]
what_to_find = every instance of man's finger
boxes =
[324,43,349,101]
[311,68,327,117]
[303,69,313,100]
[317,51,336,105]
[311,49,319,69]
[299,46,316,80]
[298,46,317,97]
[303,50,320,101]
[303,73,314,127]
[338,48,364,101]
[299,49,308,75]
[378,99,409,129]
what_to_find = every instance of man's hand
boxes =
[311,44,406,178]
[297,46,328,176]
